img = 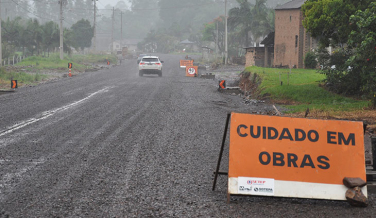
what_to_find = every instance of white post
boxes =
[93,0,97,52]
[121,11,123,50]
[111,7,114,54]
[0,0,2,66]
[59,0,64,60]
[225,0,228,65]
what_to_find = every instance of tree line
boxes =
[139,0,275,56]
[1,17,94,59]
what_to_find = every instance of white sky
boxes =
[97,0,130,9]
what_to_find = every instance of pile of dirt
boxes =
[237,71,264,99]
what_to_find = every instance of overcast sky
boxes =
[97,0,129,9]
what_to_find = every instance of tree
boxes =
[302,0,372,47]
[228,0,253,46]
[308,1,376,96]
[41,21,59,56]
[22,19,43,55]
[249,0,274,41]
[70,19,94,52]
[346,2,376,96]
[228,0,274,47]
[202,17,225,52]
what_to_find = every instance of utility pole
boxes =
[225,0,228,65]
[93,0,97,52]
[0,0,2,66]
[59,0,64,60]
[111,7,114,54]
[216,19,219,57]
[121,11,123,48]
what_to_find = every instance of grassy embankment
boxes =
[244,66,375,123]
[0,53,117,89]
[0,67,49,88]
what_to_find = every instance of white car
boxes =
[138,56,163,77]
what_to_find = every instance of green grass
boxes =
[245,66,369,113]
[0,67,48,85]
[16,54,86,72]
[1,53,118,88]
[15,53,118,72]
[67,54,118,65]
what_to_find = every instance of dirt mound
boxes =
[238,71,262,98]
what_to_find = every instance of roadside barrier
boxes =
[68,63,73,77]
[11,80,17,89]
[180,60,193,68]
[213,113,367,202]
[186,66,198,77]
[219,80,226,89]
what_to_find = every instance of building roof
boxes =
[275,0,306,10]
[261,32,275,46]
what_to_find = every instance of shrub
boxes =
[304,52,317,69]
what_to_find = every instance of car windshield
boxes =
[142,58,159,62]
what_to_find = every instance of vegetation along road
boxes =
[0,54,374,217]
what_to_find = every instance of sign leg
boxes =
[212,113,231,191]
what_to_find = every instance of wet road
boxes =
[0,54,375,217]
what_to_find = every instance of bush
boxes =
[304,52,317,69]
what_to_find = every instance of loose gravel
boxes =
[0,54,374,217]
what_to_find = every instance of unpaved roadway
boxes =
[0,54,375,217]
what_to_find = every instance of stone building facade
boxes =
[274,0,317,68]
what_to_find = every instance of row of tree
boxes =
[1,17,94,59]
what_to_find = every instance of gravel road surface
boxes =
[0,54,374,217]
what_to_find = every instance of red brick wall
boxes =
[274,9,302,68]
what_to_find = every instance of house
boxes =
[274,0,317,68]
[244,32,275,68]
[244,45,265,67]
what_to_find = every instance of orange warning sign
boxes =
[68,63,73,69]
[228,113,366,200]
[186,66,198,77]
[180,60,193,68]
[219,80,226,89]
[11,80,18,89]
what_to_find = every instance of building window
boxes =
[290,16,292,22]
[295,35,298,48]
